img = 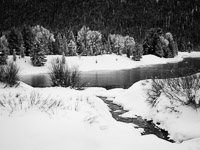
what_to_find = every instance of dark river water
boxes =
[21,57,200,89]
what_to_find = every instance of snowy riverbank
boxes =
[8,51,200,76]
[94,78,200,144]
[0,82,198,150]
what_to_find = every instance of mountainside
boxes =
[0,0,200,46]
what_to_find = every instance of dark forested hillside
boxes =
[1,0,200,46]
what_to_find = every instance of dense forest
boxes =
[0,0,200,48]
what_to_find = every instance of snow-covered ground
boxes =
[1,52,200,150]
[0,82,197,150]
[9,51,200,76]
[95,79,200,147]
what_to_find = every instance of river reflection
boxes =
[21,57,200,89]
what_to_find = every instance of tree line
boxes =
[0,24,178,66]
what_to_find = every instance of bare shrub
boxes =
[147,74,200,109]
[1,62,20,87]
[0,92,64,115]
[49,58,81,88]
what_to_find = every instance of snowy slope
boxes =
[95,79,200,144]
[0,82,194,150]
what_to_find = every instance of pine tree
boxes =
[62,35,68,56]
[30,42,47,66]
[165,32,178,57]
[62,51,65,64]
[32,25,55,55]
[107,37,112,54]
[0,35,8,65]
[0,49,7,65]
[68,31,77,56]
[22,25,34,56]
[77,26,89,55]
[133,43,143,61]
[13,49,17,61]
[20,44,25,58]
[142,28,178,58]
[8,27,23,55]
[52,32,63,55]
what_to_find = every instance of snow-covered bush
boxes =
[30,43,47,66]
[0,91,64,115]
[0,62,20,87]
[0,35,9,65]
[147,74,200,109]
[49,58,81,88]
[32,25,55,54]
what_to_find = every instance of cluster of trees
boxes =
[0,25,55,66]
[108,34,142,60]
[143,28,178,58]
[0,0,199,49]
[0,24,179,66]
[0,25,146,66]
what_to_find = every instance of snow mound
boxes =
[112,79,200,143]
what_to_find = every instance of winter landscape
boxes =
[1,1,200,150]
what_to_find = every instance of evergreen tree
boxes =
[62,51,65,64]
[107,37,112,54]
[124,36,135,58]
[32,25,55,55]
[68,40,77,56]
[67,31,77,56]
[22,25,34,56]
[77,26,90,55]
[20,45,25,58]
[143,28,177,58]
[0,35,8,65]
[0,49,7,65]
[52,32,63,55]
[13,49,17,61]
[7,27,23,55]
[62,35,68,56]
[165,32,178,57]
[30,42,47,66]
[143,28,160,56]
[133,43,143,61]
